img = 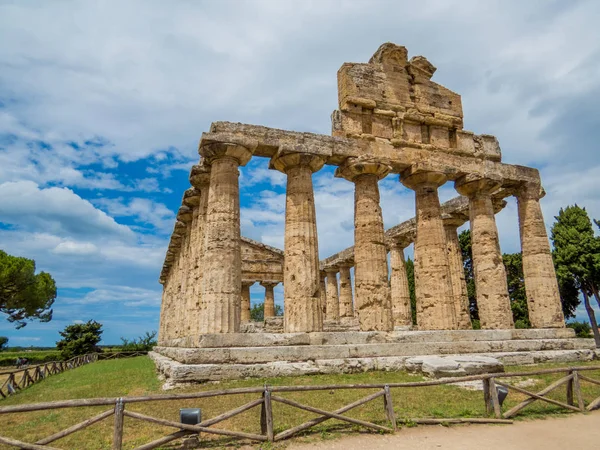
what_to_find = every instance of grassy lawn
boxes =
[0,357,599,449]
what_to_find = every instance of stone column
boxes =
[456,176,514,329]
[261,281,278,318]
[319,272,327,317]
[442,216,472,329]
[241,281,253,323]
[338,265,354,318]
[189,167,211,336]
[271,150,325,333]
[517,183,565,328]
[198,143,254,333]
[176,205,194,336]
[336,158,393,331]
[389,240,412,327]
[325,269,340,322]
[401,170,457,330]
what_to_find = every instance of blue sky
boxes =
[1,0,599,346]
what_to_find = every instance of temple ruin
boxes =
[151,43,596,383]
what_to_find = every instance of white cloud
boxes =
[0,181,133,238]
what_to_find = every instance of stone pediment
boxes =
[241,237,283,263]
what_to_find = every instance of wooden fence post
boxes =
[573,371,585,411]
[566,369,574,406]
[488,378,502,419]
[260,387,274,442]
[383,385,397,431]
[113,398,125,450]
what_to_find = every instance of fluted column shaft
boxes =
[389,243,412,327]
[338,265,354,318]
[402,171,457,330]
[271,151,325,332]
[241,281,252,323]
[456,177,513,329]
[261,282,277,318]
[319,272,327,317]
[517,184,565,328]
[325,270,340,322]
[337,158,393,331]
[199,143,253,333]
[443,220,472,329]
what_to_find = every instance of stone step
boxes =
[172,328,576,349]
[155,337,595,365]
[150,348,600,384]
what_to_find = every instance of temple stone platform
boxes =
[151,329,599,385]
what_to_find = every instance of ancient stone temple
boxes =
[152,43,595,383]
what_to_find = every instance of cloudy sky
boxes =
[1,0,599,346]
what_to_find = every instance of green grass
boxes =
[1,357,599,449]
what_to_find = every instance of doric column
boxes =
[401,170,457,330]
[169,224,185,338]
[338,265,354,318]
[241,280,253,323]
[336,158,393,331]
[517,183,565,328]
[319,272,327,317]
[389,240,412,327]
[199,142,254,333]
[270,149,325,332]
[189,167,211,335]
[325,269,340,322]
[442,216,472,330]
[261,281,278,318]
[176,205,193,336]
[456,176,513,329]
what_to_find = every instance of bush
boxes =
[566,321,592,338]
[120,331,157,352]
[0,336,7,351]
[56,320,103,359]
[0,350,61,366]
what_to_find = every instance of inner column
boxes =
[336,158,393,332]
[401,170,457,330]
[261,281,278,319]
[198,143,254,333]
[442,216,472,329]
[325,269,340,323]
[456,176,514,329]
[516,183,565,328]
[338,265,354,318]
[270,150,325,333]
[389,239,412,328]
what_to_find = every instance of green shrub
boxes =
[120,331,157,352]
[566,321,592,338]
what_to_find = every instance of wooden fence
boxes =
[0,352,147,399]
[0,365,599,449]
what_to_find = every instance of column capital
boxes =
[259,281,279,289]
[335,157,391,182]
[269,147,325,174]
[324,267,339,275]
[242,280,255,288]
[516,182,546,201]
[201,142,254,166]
[389,236,412,250]
[182,188,201,207]
[441,213,467,229]
[400,169,447,190]
[454,174,502,197]
[177,206,193,224]
[189,164,211,188]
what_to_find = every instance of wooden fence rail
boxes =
[0,364,599,449]
[0,352,147,399]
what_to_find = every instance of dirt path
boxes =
[288,411,600,450]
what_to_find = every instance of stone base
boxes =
[152,329,599,384]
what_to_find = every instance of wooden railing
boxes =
[0,352,147,399]
[0,365,598,449]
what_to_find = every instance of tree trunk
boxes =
[591,285,600,311]
[582,289,600,348]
